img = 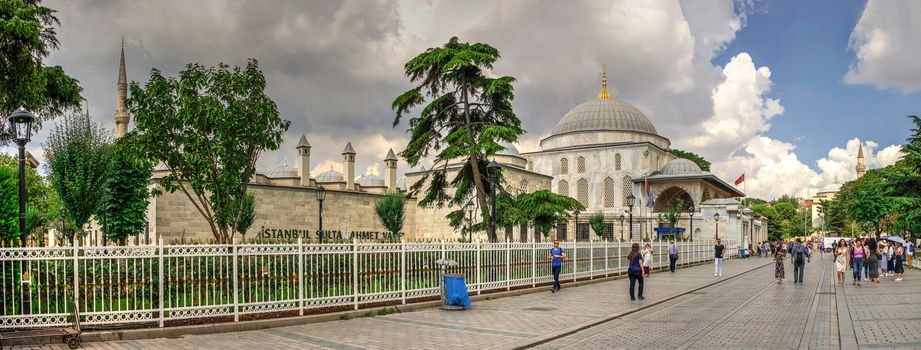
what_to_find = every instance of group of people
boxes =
[833,237,912,286]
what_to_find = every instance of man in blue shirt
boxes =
[548,240,566,293]
[668,240,679,272]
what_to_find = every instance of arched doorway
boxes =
[653,186,694,212]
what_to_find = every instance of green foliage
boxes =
[235,193,255,236]
[392,37,523,241]
[751,204,781,240]
[128,59,290,243]
[656,198,684,237]
[588,212,605,238]
[516,190,584,237]
[670,149,710,171]
[0,0,82,144]
[819,198,848,234]
[375,193,405,239]
[43,111,111,236]
[99,135,152,243]
[837,167,905,238]
[0,166,19,243]
[0,154,61,229]
[741,198,767,206]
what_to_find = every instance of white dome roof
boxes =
[660,158,705,176]
[356,174,385,187]
[316,169,344,183]
[498,141,520,156]
[818,182,841,194]
[551,98,658,136]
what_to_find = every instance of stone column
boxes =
[296,135,311,186]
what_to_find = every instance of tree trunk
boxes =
[461,80,495,242]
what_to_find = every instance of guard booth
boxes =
[654,227,685,241]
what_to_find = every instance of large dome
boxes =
[551,98,658,136]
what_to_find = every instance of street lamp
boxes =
[573,210,581,241]
[626,193,636,241]
[742,208,753,250]
[9,107,35,247]
[618,214,625,241]
[688,204,695,241]
[487,160,501,242]
[713,212,721,240]
[315,185,326,242]
[465,199,475,241]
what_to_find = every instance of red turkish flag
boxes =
[734,173,745,185]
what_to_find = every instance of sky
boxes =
[7,0,920,200]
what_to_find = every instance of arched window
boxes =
[577,178,588,207]
[560,158,569,175]
[518,179,528,194]
[621,176,633,207]
[576,156,586,173]
[603,177,615,207]
[527,161,533,172]
[558,180,569,197]
[614,153,622,171]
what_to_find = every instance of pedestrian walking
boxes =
[851,239,866,286]
[764,241,771,258]
[835,239,849,286]
[547,240,566,293]
[773,240,786,284]
[886,243,896,276]
[642,243,653,277]
[714,239,725,277]
[907,240,915,268]
[668,240,678,273]
[866,238,880,283]
[880,242,890,277]
[791,238,809,283]
[627,243,644,301]
[894,243,905,281]
[819,241,825,258]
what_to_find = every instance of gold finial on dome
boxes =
[596,64,612,100]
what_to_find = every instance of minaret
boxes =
[296,135,311,186]
[384,149,398,192]
[856,145,867,178]
[343,142,356,190]
[596,64,612,100]
[114,38,129,138]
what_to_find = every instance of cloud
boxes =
[844,1,921,91]
[712,136,819,199]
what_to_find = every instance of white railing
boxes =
[0,239,737,329]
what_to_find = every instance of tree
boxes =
[0,166,18,243]
[656,198,684,238]
[392,37,523,241]
[752,204,781,240]
[517,190,584,237]
[128,59,290,243]
[43,111,111,238]
[98,135,152,244]
[588,212,605,239]
[741,198,767,206]
[0,0,82,144]
[375,193,405,240]
[0,154,61,227]
[670,149,710,171]
[235,193,255,237]
[839,166,904,238]
[820,199,848,234]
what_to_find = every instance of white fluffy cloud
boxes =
[712,137,819,199]
[844,1,921,91]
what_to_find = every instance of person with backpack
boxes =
[790,238,809,283]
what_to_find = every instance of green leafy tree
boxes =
[741,198,767,206]
[588,212,606,239]
[235,193,255,237]
[43,111,111,238]
[0,166,18,243]
[375,193,405,240]
[752,204,781,240]
[819,198,849,234]
[656,198,684,238]
[517,190,584,237]
[99,135,152,244]
[128,59,290,243]
[0,154,61,227]
[839,166,905,238]
[670,149,710,171]
[0,0,82,144]
[392,37,523,241]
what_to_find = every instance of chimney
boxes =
[296,135,311,186]
[343,142,356,190]
[384,148,398,192]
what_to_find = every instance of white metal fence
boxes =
[0,239,737,329]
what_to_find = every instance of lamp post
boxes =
[316,185,326,242]
[688,204,695,241]
[743,208,753,250]
[487,160,501,242]
[465,199,475,242]
[573,210,580,241]
[713,212,721,240]
[618,214,625,241]
[9,108,35,247]
[626,193,635,241]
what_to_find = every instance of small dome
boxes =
[316,169,344,183]
[551,99,658,136]
[498,141,520,156]
[267,161,298,178]
[356,174,385,187]
[818,182,841,194]
[660,158,705,176]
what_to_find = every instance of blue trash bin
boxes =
[443,273,471,309]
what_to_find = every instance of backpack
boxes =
[794,245,805,263]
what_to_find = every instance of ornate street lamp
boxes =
[316,185,326,242]
[713,212,721,240]
[626,193,636,241]
[618,214,625,241]
[9,108,34,247]
[573,210,581,241]
[486,160,501,242]
[465,199,475,241]
[687,204,695,241]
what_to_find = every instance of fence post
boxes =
[232,238,239,322]
[531,242,536,288]
[476,240,481,295]
[352,238,359,311]
[158,239,165,327]
[604,240,609,276]
[401,239,406,304]
[572,239,577,282]
[589,239,594,279]
[297,237,304,316]
[72,238,80,326]
[505,239,510,291]
[617,241,622,274]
